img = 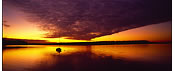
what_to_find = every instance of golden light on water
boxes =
[3,45,88,69]
[3,1,172,71]
[91,44,171,62]
[3,44,171,65]
[3,44,171,71]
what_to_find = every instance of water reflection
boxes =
[3,44,171,71]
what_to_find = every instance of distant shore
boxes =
[3,40,171,45]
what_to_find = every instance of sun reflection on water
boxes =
[3,44,171,71]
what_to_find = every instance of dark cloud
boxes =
[3,20,10,27]
[4,0,171,40]
[3,24,10,27]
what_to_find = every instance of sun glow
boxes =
[92,22,171,42]
[3,21,171,43]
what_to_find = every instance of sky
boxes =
[3,0,172,42]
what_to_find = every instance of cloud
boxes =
[4,0,171,40]
[3,20,10,27]
[3,24,10,27]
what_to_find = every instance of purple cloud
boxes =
[4,0,171,40]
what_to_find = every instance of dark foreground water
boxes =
[3,44,171,71]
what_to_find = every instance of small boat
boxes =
[56,48,62,53]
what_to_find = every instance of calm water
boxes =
[3,44,171,71]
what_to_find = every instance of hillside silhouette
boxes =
[3,38,171,45]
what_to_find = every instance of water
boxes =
[3,44,171,71]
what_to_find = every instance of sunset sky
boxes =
[3,0,171,43]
